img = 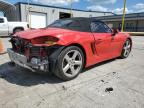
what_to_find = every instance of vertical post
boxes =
[122,0,127,32]
[27,0,29,23]
[70,0,73,17]
[27,0,31,28]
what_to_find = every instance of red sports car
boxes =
[7,17,132,80]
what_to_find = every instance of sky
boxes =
[0,0,144,16]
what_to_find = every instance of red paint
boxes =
[15,27,131,67]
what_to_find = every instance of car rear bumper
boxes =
[7,48,49,72]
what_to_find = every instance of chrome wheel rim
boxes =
[123,40,131,57]
[62,50,82,77]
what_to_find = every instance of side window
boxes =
[67,20,81,27]
[91,21,112,33]
[0,18,4,23]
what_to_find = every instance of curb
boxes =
[122,32,144,36]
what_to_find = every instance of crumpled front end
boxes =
[7,48,49,72]
[7,36,63,72]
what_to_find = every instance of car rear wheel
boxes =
[121,39,131,58]
[54,46,84,81]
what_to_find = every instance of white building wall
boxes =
[20,3,113,26]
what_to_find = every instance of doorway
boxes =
[30,12,47,28]
[59,12,71,19]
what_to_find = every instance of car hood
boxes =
[15,27,71,40]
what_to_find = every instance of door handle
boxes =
[111,36,115,40]
[97,39,102,41]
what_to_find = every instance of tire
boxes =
[120,39,131,59]
[54,46,84,81]
[13,28,23,34]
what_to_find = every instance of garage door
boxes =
[30,12,47,28]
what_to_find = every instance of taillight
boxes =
[31,36,59,45]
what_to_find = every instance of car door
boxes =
[0,18,8,36]
[110,32,124,57]
[91,21,113,61]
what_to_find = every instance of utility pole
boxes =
[27,0,31,28]
[70,0,73,17]
[122,0,127,32]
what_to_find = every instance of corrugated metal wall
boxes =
[95,13,144,32]
[4,5,20,21]
[0,0,19,21]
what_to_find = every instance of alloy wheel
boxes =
[62,50,83,77]
[123,40,131,57]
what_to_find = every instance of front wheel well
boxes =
[67,43,86,67]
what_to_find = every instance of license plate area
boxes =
[8,49,27,64]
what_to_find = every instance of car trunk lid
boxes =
[14,27,71,40]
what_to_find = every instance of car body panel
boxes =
[14,27,131,68]
[10,17,132,71]
[93,33,112,62]
[15,27,97,67]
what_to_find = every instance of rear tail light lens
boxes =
[31,36,59,45]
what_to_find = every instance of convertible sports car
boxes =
[7,17,132,80]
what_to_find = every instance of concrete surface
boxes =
[0,36,144,108]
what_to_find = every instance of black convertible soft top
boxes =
[48,17,104,32]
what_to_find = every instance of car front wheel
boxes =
[54,46,84,81]
[121,39,131,58]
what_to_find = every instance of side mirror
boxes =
[112,28,119,36]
